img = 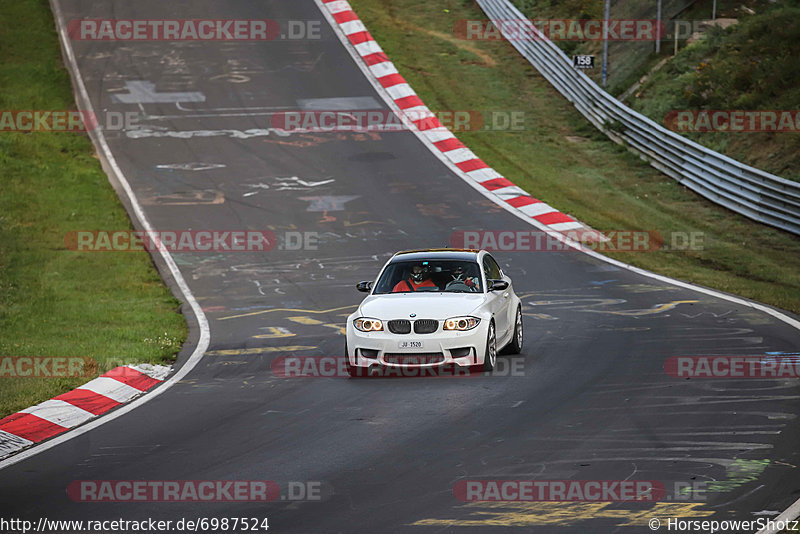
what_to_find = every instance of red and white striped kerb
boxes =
[321,0,583,233]
[0,364,169,459]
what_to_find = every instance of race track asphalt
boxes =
[1,1,798,532]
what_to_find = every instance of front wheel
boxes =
[482,321,497,372]
[506,306,523,354]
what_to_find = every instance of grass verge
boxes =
[629,3,800,181]
[510,0,800,179]
[348,0,800,314]
[0,0,187,419]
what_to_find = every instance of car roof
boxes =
[390,249,481,262]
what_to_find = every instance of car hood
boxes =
[358,293,485,320]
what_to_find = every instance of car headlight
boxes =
[443,316,481,331]
[354,318,384,332]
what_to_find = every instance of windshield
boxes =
[373,260,483,294]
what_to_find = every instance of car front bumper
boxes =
[345,321,488,369]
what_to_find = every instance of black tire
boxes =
[505,306,523,354]
[482,321,497,372]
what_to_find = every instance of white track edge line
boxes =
[0,0,211,471]
[757,499,800,534]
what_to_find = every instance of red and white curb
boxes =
[0,364,170,459]
[321,0,585,234]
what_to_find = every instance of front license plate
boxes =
[397,340,424,349]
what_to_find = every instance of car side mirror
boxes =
[356,281,373,293]
[488,279,509,291]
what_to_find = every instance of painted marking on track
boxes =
[288,316,324,325]
[412,502,714,527]
[526,313,557,320]
[342,219,387,227]
[242,183,270,197]
[297,96,381,110]
[112,81,205,104]
[260,132,383,148]
[616,283,676,293]
[253,327,295,339]
[141,190,225,206]
[588,300,698,316]
[155,163,226,172]
[127,128,291,140]
[680,310,733,319]
[243,177,335,197]
[209,73,250,83]
[604,326,651,332]
[299,195,360,212]
[416,203,459,219]
[219,305,357,321]
[205,346,316,356]
[277,177,335,190]
[322,323,347,335]
[703,458,769,494]
[587,264,621,272]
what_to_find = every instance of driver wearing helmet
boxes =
[392,264,437,292]
[446,264,480,290]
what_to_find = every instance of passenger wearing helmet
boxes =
[445,264,480,291]
[392,264,437,292]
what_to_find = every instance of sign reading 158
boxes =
[573,55,595,69]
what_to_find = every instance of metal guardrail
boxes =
[477,0,800,236]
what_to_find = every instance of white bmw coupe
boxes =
[345,249,523,377]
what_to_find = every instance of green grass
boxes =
[348,0,800,313]
[629,3,800,181]
[510,0,800,179]
[0,0,186,418]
